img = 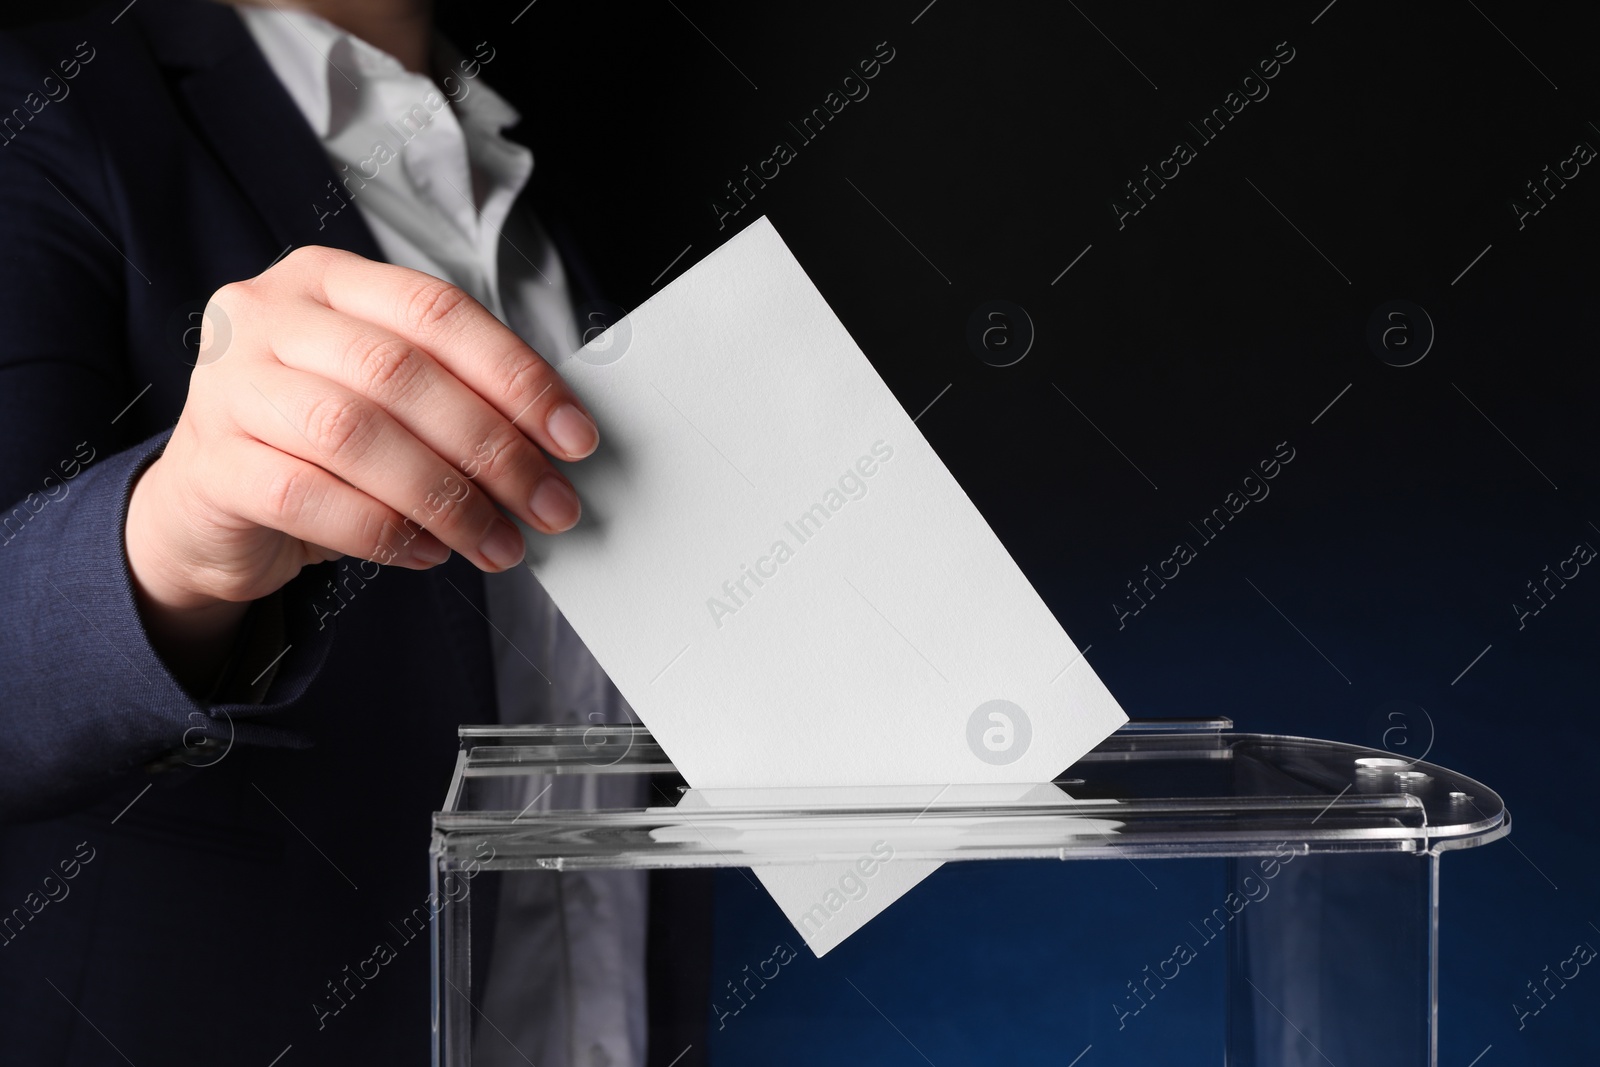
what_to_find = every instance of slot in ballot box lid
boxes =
[431,718,1509,869]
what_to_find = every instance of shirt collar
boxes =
[433,36,522,135]
[237,6,522,142]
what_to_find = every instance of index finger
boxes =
[277,246,599,462]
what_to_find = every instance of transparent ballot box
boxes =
[431,719,1508,1066]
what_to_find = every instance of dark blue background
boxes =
[497,2,1597,1062]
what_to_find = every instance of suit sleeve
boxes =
[0,32,336,823]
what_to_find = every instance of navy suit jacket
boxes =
[0,2,706,1063]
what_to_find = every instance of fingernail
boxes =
[480,518,526,569]
[412,538,450,566]
[529,474,580,532]
[546,402,599,459]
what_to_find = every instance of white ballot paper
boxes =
[519,216,1127,953]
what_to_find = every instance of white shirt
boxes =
[238,10,647,1067]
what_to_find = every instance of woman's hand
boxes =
[125,246,597,687]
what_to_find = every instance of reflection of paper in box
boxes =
[657,784,1125,956]
[519,216,1127,952]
